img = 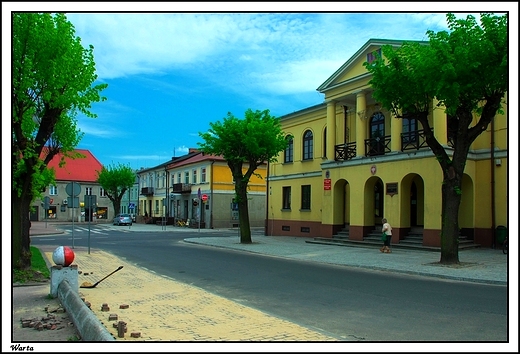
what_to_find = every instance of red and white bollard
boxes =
[52,246,75,266]
[50,246,79,298]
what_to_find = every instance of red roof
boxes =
[45,149,103,183]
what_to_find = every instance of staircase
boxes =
[306,225,481,252]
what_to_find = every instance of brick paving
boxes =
[43,248,339,342]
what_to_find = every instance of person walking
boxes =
[380,218,393,253]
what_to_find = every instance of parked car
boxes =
[113,213,133,226]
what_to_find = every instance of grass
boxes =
[13,246,50,283]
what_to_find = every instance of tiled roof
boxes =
[165,152,225,169]
[45,149,103,183]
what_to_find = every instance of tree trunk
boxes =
[12,190,32,270]
[235,180,252,244]
[440,173,462,264]
[114,200,121,217]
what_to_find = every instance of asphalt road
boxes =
[31,225,508,341]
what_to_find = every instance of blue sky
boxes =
[4,3,517,170]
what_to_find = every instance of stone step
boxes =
[312,235,481,252]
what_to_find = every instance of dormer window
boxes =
[367,48,382,64]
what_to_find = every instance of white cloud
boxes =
[66,12,459,95]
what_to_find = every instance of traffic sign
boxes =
[65,182,81,196]
[129,203,135,209]
[84,195,97,208]
[43,196,50,209]
[201,194,208,202]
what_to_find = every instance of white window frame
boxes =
[201,168,206,183]
[49,185,58,195]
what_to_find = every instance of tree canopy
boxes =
[96,163,136,216]
[364,13,507,264]
[198,109,288,243]
[12,13,107,269]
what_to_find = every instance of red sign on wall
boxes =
[324,178,331,190]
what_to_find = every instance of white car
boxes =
[113,213,133,226]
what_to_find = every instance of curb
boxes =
[57,280,115,341]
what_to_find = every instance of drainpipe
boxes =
[210,160,214,228]
[490,118,496,249]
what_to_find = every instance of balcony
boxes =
[334,142,356,161]
[141,187,154,196]
[401,129,430,151]
[172,183,192,194]
[365,135,391,156]
[333,130,432,161]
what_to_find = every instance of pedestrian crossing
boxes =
[62,225,131,235]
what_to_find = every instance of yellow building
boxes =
[137,149,267,229]
[267,39,508,248]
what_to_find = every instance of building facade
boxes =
[266,39,508,248]
[31,149,114,222]
[119,175,140,219]
[137,149,267,229]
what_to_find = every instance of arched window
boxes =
[303,130,313,160]
[284,135,293,163]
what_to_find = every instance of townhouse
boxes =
[31,149,114,222]
[137,149,267,229]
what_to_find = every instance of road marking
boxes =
[63,228,109,235]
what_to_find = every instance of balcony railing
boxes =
[365,135,391,156]
[333,130,431,161]
[334,142,356,161]
[401,129,430,151]
[141,187,154,196]
[172,183,192,193]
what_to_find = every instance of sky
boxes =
[4,2,517,171]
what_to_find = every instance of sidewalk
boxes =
[29,221,509,285]
[10,221,512,348]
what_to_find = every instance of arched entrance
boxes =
[401,174,425,228]
[333,179,350,228]
[365,177,384,226]
[459,173,474,240]
[411,182,418,226]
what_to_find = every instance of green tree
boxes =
[96,163,136,217]
[364,13,507,264]
[12,13,107,269]
[198,109,288,243]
